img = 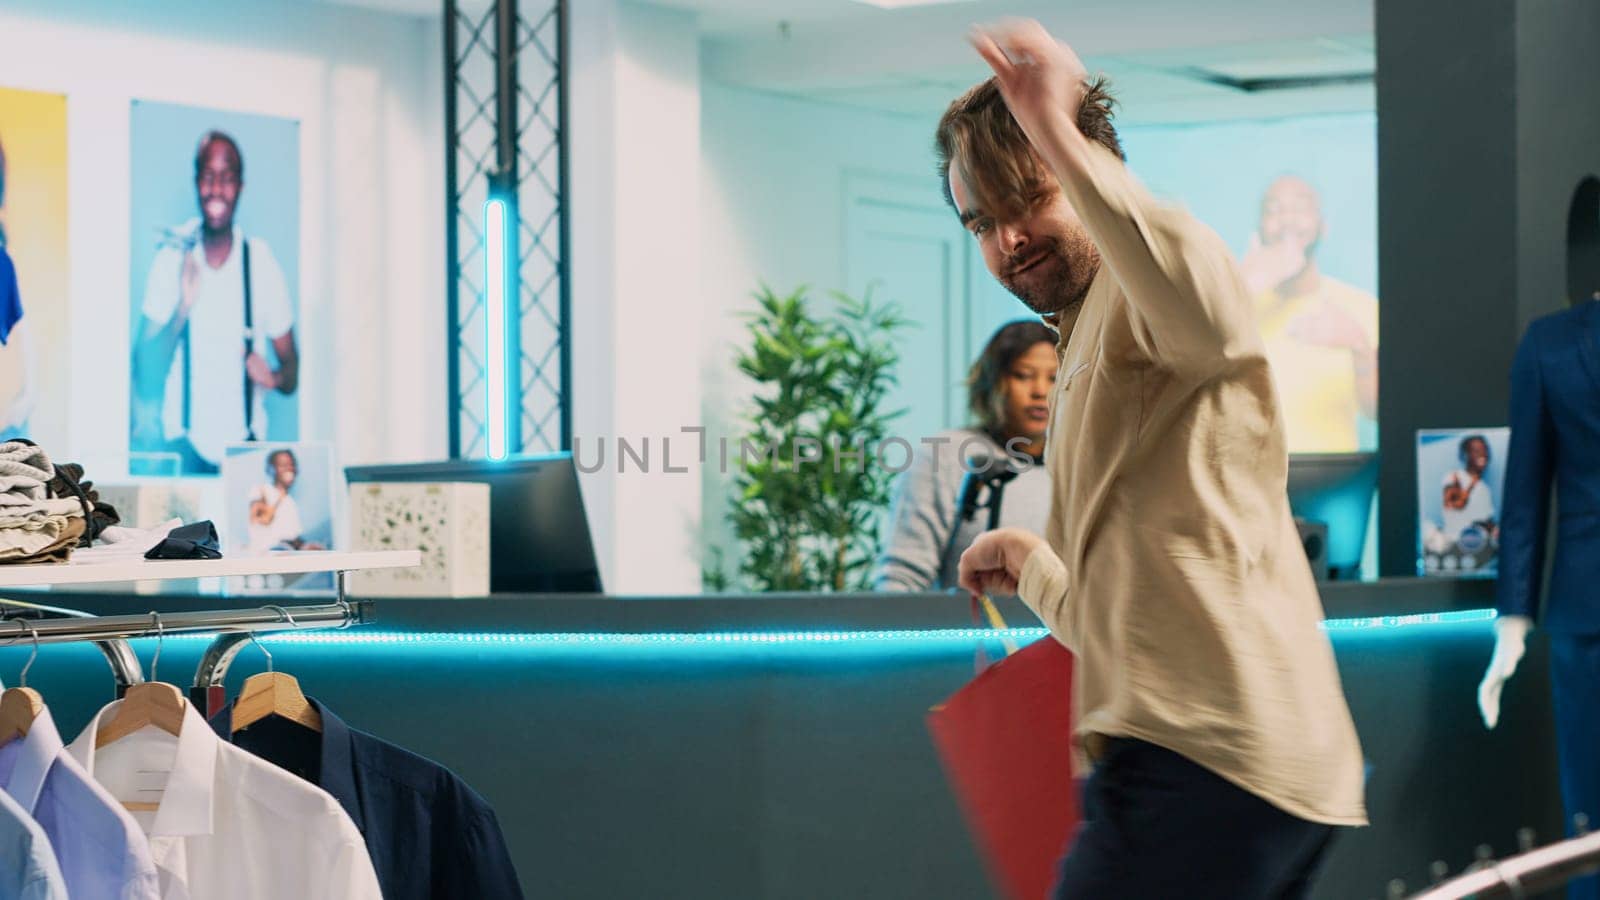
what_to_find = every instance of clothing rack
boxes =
[0,598,371,704]
[0,596,142,696]
[1407,830,1600,898]
[0,548,414,701]
[187,603,369,715]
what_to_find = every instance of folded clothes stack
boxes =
[47,460,121,546]
[0,441,90,564]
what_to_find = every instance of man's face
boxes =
[196,139,242,233]
[950,160,1100,333]
[273,454,297,488]
[1259,176,1322,254]
[1466,439,1489,473]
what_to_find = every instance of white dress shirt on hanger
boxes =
[66,696,382,900]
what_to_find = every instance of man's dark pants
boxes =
[1053,738,1339,899]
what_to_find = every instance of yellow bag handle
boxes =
[975,593,1020,657]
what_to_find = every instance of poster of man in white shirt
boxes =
[1418,428,1508,577]
[246,448,321,554]
[223,443,334,592]
[129,102,300,476]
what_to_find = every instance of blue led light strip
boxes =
[1319,608,1496,631]
[128,608,1495,649]
[204,628,1053,647]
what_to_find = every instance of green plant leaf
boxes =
[719,282,909,593]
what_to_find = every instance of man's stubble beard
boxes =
[1001,231,1101,327]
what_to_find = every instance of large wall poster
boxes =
[1122,113,1379,454]
[0,87,69,452]
[128,100,301,476]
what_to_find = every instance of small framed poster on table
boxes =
[1417,427,1509,577]
[222,442,335,593]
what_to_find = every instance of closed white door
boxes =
[844,172,970,445]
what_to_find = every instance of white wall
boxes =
[570,0,702,593]
[698,82,966,586]
[1,0,713,593]
[699,83,945,334]
[0,0,988,594]
[0,0,445,482]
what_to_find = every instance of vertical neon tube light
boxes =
[484,197,509,461]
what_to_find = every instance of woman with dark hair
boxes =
[873,319,1057,591]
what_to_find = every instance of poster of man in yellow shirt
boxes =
[1119,115,1378,455]
[1239,175,1378,453]
[0,87,69,450]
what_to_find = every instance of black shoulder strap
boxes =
[242,238,256,441]
[243,237,253,329]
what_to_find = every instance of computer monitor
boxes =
[345,453,602,594]
[1286,452,1379,581]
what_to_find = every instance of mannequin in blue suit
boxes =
[1480,179,1600,900]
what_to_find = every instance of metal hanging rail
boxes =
[0,598,371,696]
[0,600,368,646]
[0,596,146,692]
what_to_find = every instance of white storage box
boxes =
[347,482,489,597]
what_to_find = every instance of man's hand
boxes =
[958,527,1050,599]
[969,19,1088,154]
[1240,232,1310,295]
[177,254,201,323]
[1285,299,1371,352]
[249,498,276,526]
[245,352,277,389]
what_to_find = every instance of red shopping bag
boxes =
[927,601,1078,900]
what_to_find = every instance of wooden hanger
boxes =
[96,613,186,748]
[231,625,320,733]
[89,615,187,812]
[231,671,321,733]
[0,622,44,746]
[0,688,42,746]
[95,681,185,748]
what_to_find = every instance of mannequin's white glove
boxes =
[1479,614,1533,729]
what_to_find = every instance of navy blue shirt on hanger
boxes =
[210,697,525,900]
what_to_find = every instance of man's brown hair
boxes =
[935,76,1123,220]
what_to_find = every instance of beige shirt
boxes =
[1015,142,1367,826]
